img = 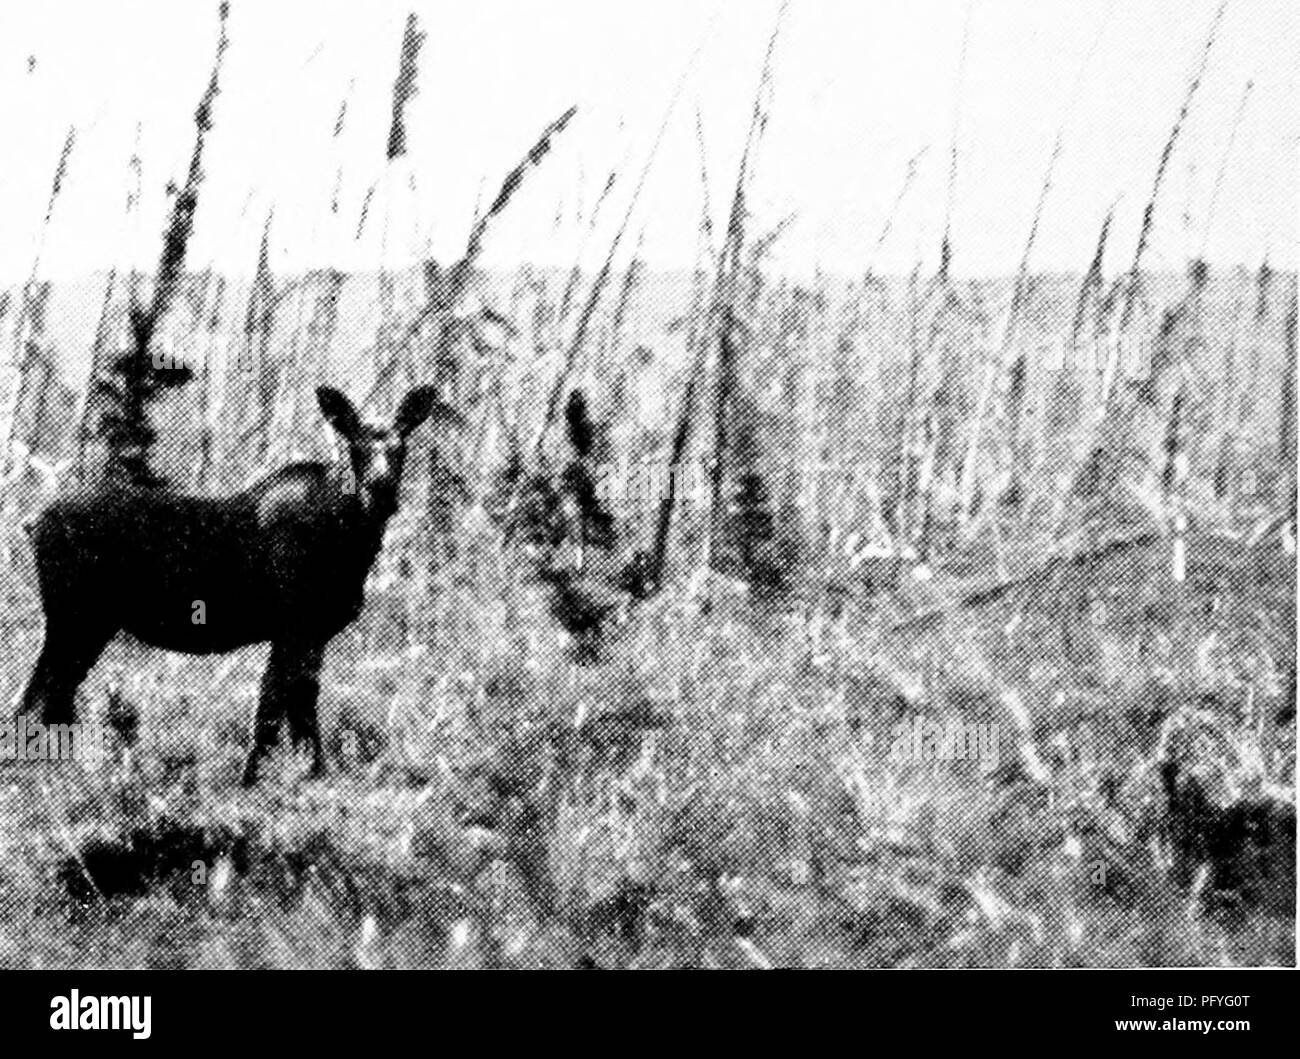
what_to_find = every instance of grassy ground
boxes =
[0,507,1292,969]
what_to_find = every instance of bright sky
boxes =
[0,0,1295,284]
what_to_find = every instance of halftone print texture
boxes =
[0,0,1293,969]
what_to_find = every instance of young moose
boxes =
[16,385,456,784]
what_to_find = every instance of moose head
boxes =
[317,385,461,519]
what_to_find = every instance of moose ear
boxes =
[317,386,361,440]
[394,386,463,437]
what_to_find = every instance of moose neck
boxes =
[350,498,396,555]
[328,468,398,566]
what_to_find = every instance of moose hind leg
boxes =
[243,640,326,785]
[16,625,113,726]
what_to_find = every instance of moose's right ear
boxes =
[317,387,361,440]
[394,386,463,437]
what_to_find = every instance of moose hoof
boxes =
[240,754,264,787]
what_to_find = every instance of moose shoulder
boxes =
[16,385,459,784]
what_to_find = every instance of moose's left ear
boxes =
[394,386,464,437]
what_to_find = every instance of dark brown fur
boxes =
[16,385,456,784]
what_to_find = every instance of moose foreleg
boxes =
[243,639,327,785]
